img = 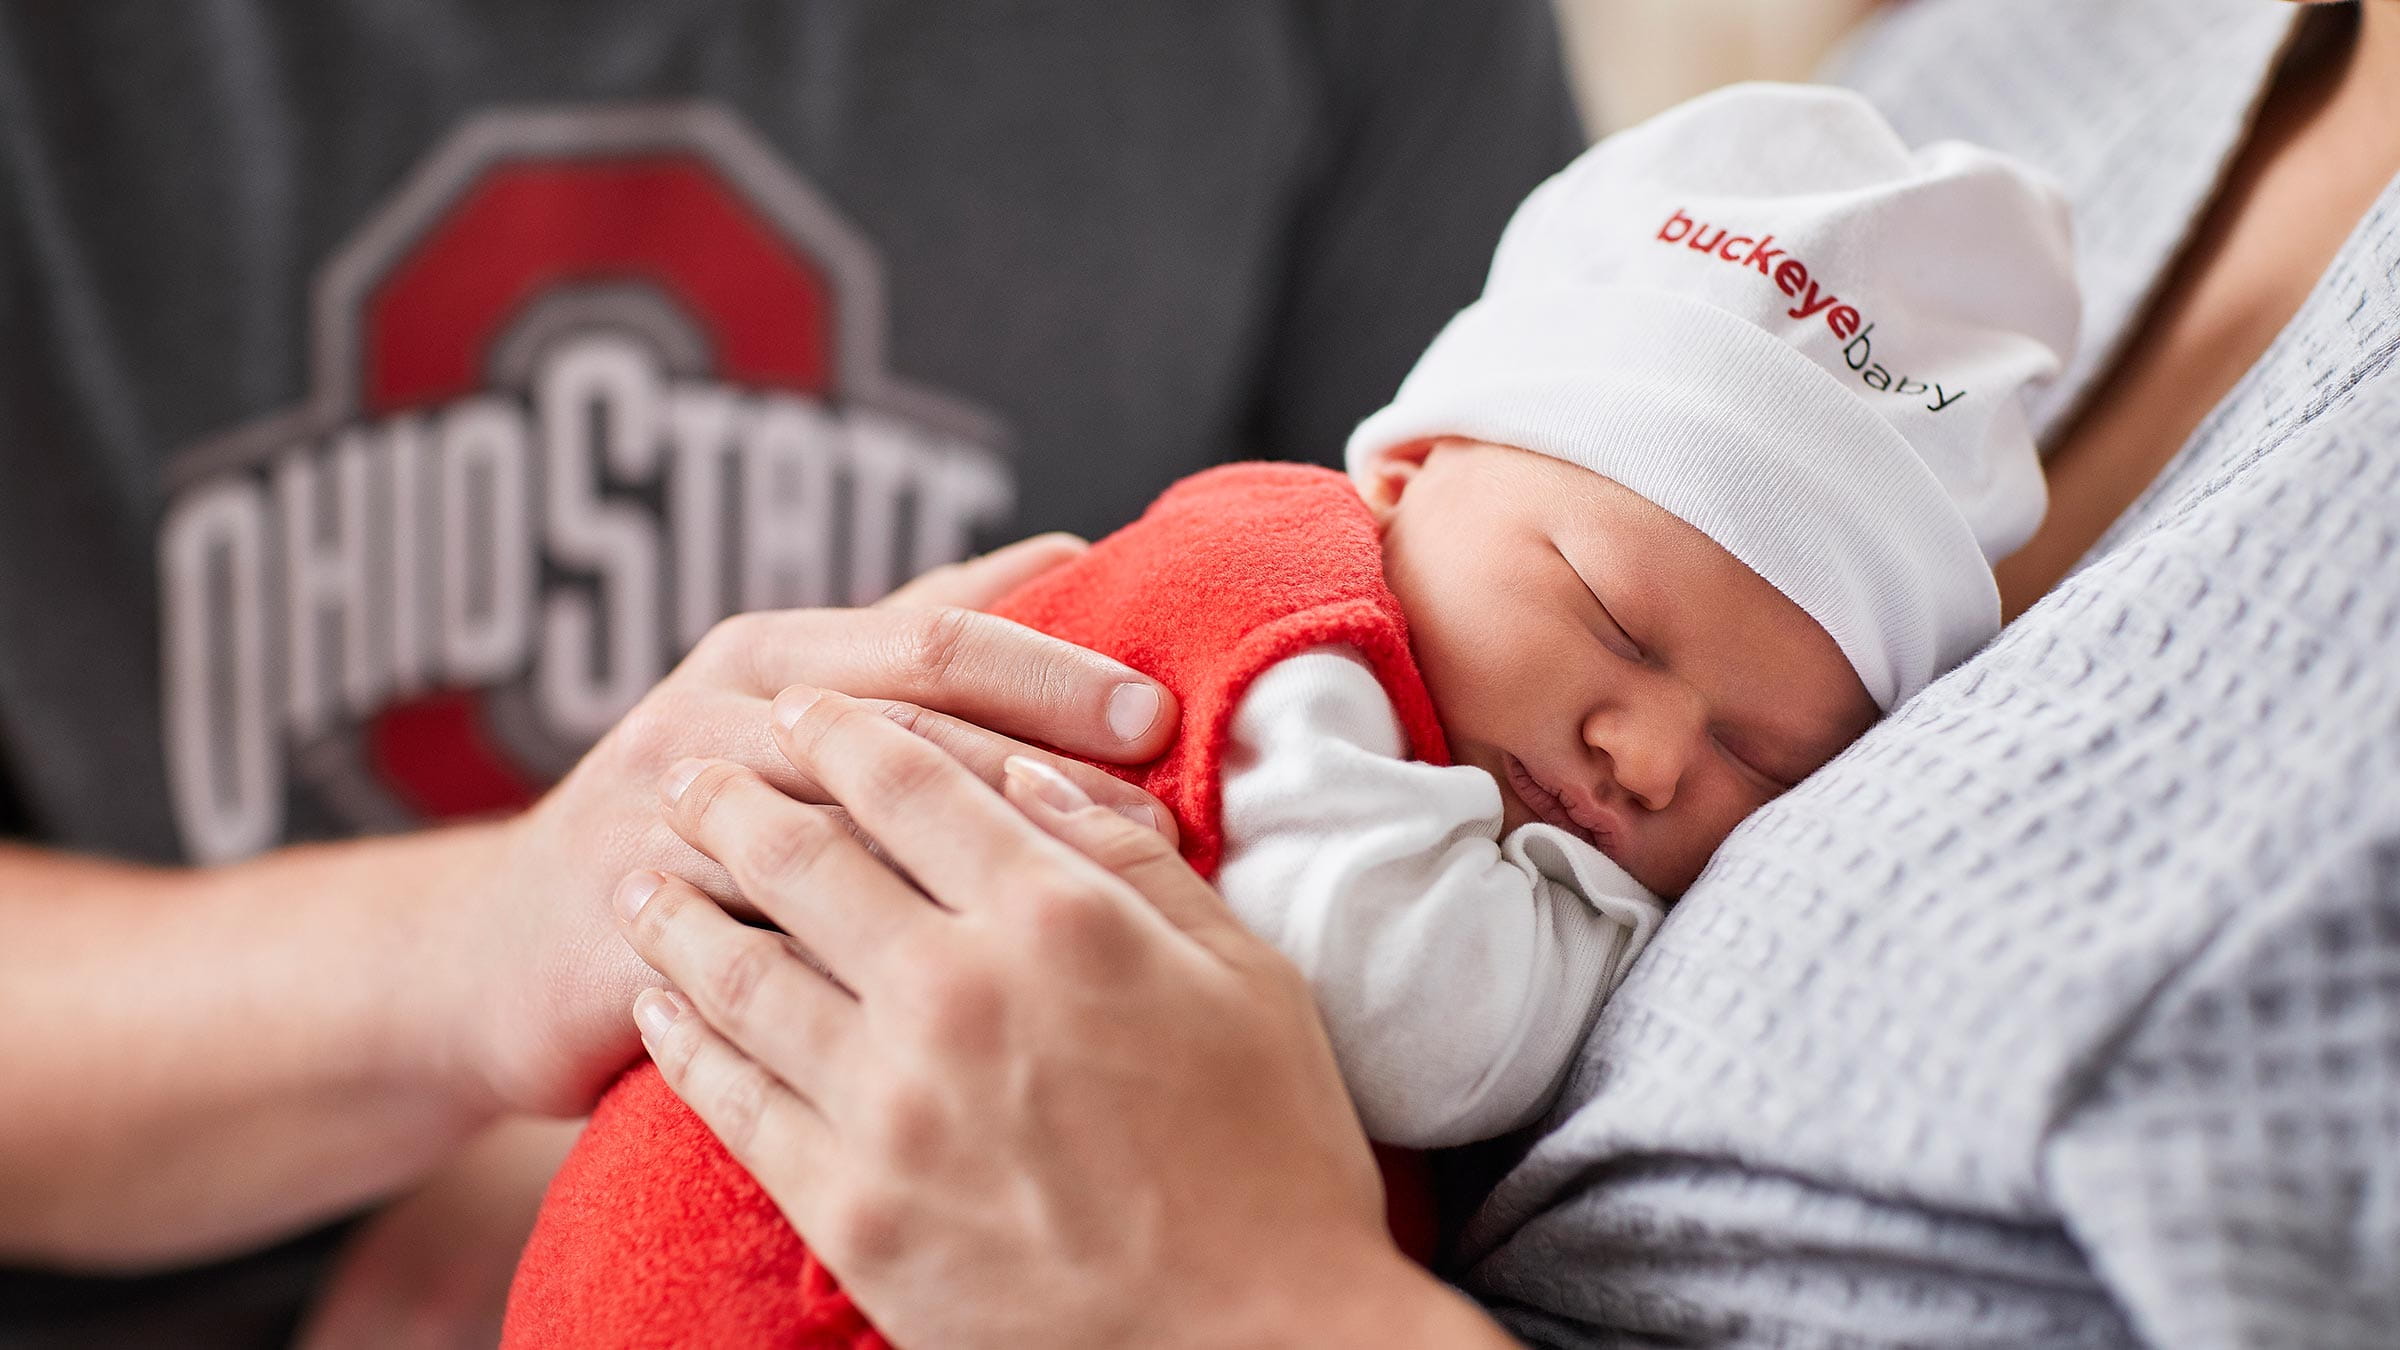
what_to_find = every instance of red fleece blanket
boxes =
[504,464,1445,1346]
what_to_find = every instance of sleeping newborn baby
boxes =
[506,83,2079,1346]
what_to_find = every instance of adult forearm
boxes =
[0,829,507,1269]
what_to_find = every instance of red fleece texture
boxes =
[503,463,1448,1347]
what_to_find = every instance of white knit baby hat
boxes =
[1346,83,2079,709]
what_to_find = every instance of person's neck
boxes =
[2267,3,2400,206]
[2309,2,2400,133]
[2358,3,2400,117]
[2362,2,2400,68]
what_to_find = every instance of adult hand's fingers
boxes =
[615,868,865,1105]
[657,761,950,990]
[694,606,1174,764]
[712,736,1403,1349]
[631,987,833,1225]
[769,688,1084,917]
[668,685,1169,850]
[845,696,1176,847]
[878,532,1086,610]
[476,586,1159,1120]
[999,758,1247,958]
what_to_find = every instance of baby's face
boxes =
[1366,440,1879,897]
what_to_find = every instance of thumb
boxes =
[1000,757,1256,958]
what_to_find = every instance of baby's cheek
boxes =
[1636,839,1711,900]
[1406,585,1519,705]
[1657,783,1772,894]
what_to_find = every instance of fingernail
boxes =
[1115,802,1164,833]
[773,685,820,730]
[661,758,708,803]
[613,871,663,923]
[1005,755,1092,812]
[633,988,685,1041]
[1107,683,1162,743]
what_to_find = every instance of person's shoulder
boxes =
[1830,0,2278,151]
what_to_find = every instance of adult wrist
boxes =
[352,817,528,1123]
[432,804,654,1120]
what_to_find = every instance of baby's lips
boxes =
[1560,795,1625,855]
[1510,755,1626,856]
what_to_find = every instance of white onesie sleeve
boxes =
[1214,645,1665,1149]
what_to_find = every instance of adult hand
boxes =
[0,537,1177,1270]
[448,534,1179,1121]
[616,690,1514,1348]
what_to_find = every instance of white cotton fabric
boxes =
[1346,82,2080,709]
[1212,646,1663,1148]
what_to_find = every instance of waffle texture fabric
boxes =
[1458,2,2400,1347]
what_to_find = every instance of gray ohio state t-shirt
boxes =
[0,1,1579,1341]
[0,0,1579,868]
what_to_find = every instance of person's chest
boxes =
[0,2,1325,863]
[2,2,1325,540]
[1998,3,2400,616]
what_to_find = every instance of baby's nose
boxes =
[1585,681,1707,811]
